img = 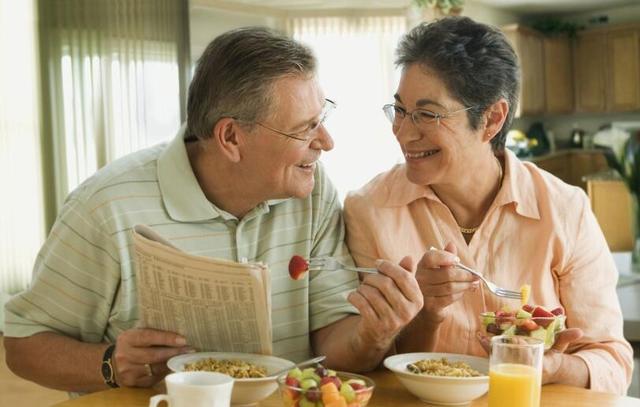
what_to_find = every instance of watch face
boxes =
[101,360,113,381]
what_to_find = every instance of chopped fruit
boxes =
[288,367,303,380]
[519,319,539,332]
[316,366,329,378]
[301,367,321,383]
[340,383,356,403]
[480,303,566,350]
[282,363,373,407]
[550,306,564,316]
[289,255,309,280]
[532,306,554,319]
[300,398,317,407]
[321,375,342,389]
[520,284,531,306]
[481,311,496,326]
[306,387,322,402]
[285,376,300,388]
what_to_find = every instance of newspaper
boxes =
[132,224,272,355]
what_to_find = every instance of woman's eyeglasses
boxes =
[382,104,475,131]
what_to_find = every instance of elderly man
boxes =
[4,27,422,393]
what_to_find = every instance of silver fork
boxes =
[429,247,521,300]
[455,262,521,300]
[308,257,378,274]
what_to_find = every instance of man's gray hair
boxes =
[187,26,317,140]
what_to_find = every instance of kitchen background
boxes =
[1,0,639,403]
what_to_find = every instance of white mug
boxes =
[149,371,234,407]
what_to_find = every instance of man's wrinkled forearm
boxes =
[311,315,391,372]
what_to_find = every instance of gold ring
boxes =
[144,363,154,377]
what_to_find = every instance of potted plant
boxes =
[413,0,465,16]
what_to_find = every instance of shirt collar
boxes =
[157,125,223,222]
[378,149,540,220]
[158,126,290,222]
[495,149,540,220]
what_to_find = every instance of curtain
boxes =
[39,0,190,214]
[0,0,189,330]
[287,15,408,200]
[0,0,45,330]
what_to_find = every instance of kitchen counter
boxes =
[521,148,606,162]
[614,253,640,342]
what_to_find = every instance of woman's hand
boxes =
[541,328,584,384]
[477,328,588,387]
[416,242,479,324]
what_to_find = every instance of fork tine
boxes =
[496,291,522,299]
[497,289,522,297]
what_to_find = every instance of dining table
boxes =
[53,369,640,407]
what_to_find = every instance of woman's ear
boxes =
[482,98,509,143]
[212,118,242,163]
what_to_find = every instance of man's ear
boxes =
[212,118,242,163]
[482,98,509,143]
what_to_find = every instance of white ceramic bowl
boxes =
[167,352,294,406]
[384,352,489,406]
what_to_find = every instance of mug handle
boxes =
[149,394,171,407]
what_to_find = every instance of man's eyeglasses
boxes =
[382,104,475,131]
[236,98,336,142]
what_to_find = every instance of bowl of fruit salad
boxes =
[480,304,566,350]
[278,364,375,407]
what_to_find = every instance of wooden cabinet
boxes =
[608,27,640,111]
[573,31,607,112]
[503,25,545,116]
[574,24,640,113]
[533,150,608,191]
[543,35,574,114]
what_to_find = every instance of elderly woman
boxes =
[344,17,632,394]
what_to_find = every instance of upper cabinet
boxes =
[543,35,574,114]
[503,25,546,116]
[607,27,640,111]
[503,22,640,116]
[574,24,640,113]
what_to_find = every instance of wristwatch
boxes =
[101,344,119,388]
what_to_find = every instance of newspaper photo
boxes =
[132,224,272,355]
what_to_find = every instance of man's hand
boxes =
[347,256,423,351]
[416,243,478,323]
[113,328,193,387]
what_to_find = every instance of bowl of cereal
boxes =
[167,352,294,406]
[383,352,488,406]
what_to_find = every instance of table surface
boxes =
[53,369,640,407]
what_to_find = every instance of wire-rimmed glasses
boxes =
[236,98,336,142]
[382,104,475,131]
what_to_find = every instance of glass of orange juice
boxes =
[488,335,544,407]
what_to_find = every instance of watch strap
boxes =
[101,344,119,388]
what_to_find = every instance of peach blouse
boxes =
[344,149,633,395]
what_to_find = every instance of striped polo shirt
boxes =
[4,128,359,362]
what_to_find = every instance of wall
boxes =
[189,1,284,63]
[462,0,521,27]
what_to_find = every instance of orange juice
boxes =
[488,363,540,407]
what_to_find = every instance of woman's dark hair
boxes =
[396,17,520,151]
